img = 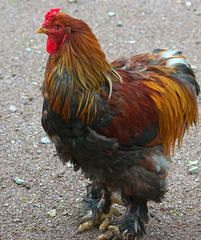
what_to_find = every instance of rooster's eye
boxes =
[55,24,61,29]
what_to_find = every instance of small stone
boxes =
[185,1,192,7]
[150,212,155,218]
[189,166,199,174]
[187,160,198,166]
[62,210,70,215]
[41,137,51,144]
[126,40,136,44]
[14,178,25,185]
[28,96,33,101]
[32,45,39,50]
[26,47,32,52]
[28,226,36,232]
[14,219,22,223]
[117,21,123,26]
[37,150,42,154]
[32,82,38,86]
[47,209,56,217]
[108,12,116,17]
[9,105,18,112]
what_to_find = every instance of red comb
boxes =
[42,8,60,28]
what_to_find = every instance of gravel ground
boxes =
[0,0,201,239]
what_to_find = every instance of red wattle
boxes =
[46,36,59,55]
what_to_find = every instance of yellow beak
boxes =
[35,27,49,34]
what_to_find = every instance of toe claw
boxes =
[107,225,120,234]
[99,217,110,231]
[123,229,128,236]
[98,225,120,240]
[77,220,93,233]
[134,221,138,233]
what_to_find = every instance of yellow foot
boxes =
[98,225,141,240]
[98,225,120,240]
[78,206,121,233]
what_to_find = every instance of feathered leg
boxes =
[98,199,149,240]
[119,199,149,239]
[78,184,121,233]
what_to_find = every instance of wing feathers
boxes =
[143,74,198,156]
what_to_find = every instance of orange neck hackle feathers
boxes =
[44,12,122,123]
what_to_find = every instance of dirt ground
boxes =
[0,0,201,239]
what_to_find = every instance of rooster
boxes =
[36,8,199,239]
